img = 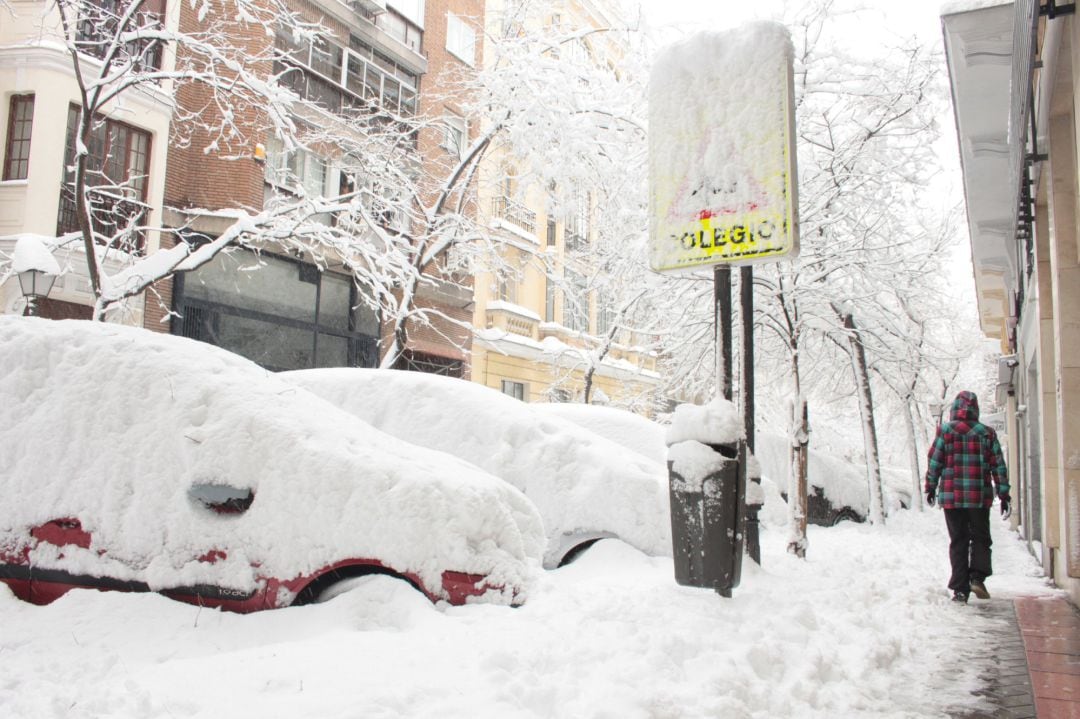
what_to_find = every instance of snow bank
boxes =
[0,510,1055,718]
[282,369,672,567]
[0,318,544,603]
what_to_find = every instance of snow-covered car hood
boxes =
[281,368,672,568]
[0,318,544,603]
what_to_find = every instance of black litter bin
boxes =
[667,440,746,597]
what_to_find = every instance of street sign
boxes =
[649,23,799,272]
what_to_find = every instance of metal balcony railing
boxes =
[492,195,537,235]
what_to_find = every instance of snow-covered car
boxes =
[755,431,910,525]
[0,318,544,611]
[531,402,668,466]
[535,402,913,527]
[281,369,671,568]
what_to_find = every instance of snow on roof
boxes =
[0,318,543,602]
[282,369,672,567]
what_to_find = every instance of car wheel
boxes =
[831,508,862,526]
[293,567,421,606]
[558,538,604,567]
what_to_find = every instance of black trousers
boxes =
[944,507,992,593]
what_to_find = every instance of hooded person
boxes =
[924,390,1011,603]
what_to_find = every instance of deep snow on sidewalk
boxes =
[0,510,1054,719]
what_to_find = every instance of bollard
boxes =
[667,439,746,597]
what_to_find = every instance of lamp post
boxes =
[13,235,60,317]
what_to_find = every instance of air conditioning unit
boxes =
[995,353,1018,406]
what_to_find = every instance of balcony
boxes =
[492,196,537,236]
[486,301,540,340]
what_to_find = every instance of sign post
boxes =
[650,23,799,575]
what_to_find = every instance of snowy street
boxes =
[0,510,1053,719]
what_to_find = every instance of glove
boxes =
[1001,497,1011,520]
[926,488,936,507]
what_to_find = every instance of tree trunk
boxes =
[843,312,886,525]
[901,396,924,511]
[787,395,809,558]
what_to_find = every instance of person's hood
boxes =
[950,391,980,423]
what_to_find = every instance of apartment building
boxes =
[944,0,1080,605]
[0,0,173,321]
[472,0,660,409]
[163,0,483,374]
[1,0,483,377]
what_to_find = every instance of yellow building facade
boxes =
[472,0,660,411]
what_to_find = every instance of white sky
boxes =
[637,0,949,45]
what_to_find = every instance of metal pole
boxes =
[741,265,761,564]
[714,265,733,400]
[740,266,755,448]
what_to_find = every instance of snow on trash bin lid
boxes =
[666,398,744,447]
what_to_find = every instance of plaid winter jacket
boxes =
[925,391,1009,509]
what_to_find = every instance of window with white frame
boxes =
[446,14,476,66]
[563,267,589,332]
[3,94,35,181]
[386,0,425,27]
[265,137,331,199]
[442,113,467,158]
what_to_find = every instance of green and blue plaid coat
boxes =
[925,391,1009,509]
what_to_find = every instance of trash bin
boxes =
[667,439,746,597]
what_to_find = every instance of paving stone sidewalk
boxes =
[949,596,1080,719]
[949,598,1036,719]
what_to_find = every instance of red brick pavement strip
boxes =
[1015,596,1080,718]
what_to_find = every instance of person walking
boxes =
[924,390,1011,603]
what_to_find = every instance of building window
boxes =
[498,276,517,304]
[376,8,423,54]
[3,94,34,181]
[546,218,556,246]
[276,28,419,117]
[76,0,166,72]
[564,267,588,332]
[264,137,331,199]
[173,248,380,372]
[545,277,555,322]
[565,194,590,252]
[402,351,464,377]
[502,379,526,401]
[442,113,467,158]
[57,105,152,255]
[446,14,476,66]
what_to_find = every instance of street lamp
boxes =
[13,235,60,317]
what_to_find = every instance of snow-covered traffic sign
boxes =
[648,23,799,272]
